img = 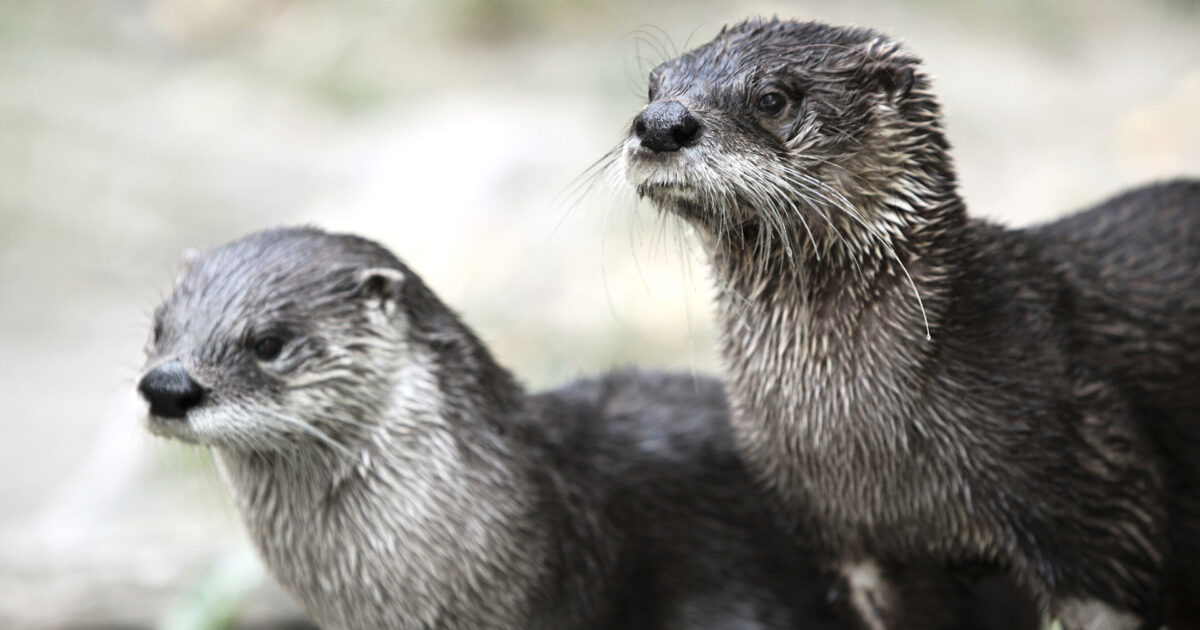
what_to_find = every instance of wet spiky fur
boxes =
[619,17,1200,630]
[141,226,878,630]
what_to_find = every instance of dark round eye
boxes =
[253,335,286,362]
[756,91,787,117]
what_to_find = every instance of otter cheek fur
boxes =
[138,226,889,630]
[621,18,1200,630]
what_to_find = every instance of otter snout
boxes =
[138,360,206,419]
[634,101,700,153]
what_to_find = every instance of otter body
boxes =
[138,227,861,630]
[620,18,1200,629]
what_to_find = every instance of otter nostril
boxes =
[138,359,206,419]
[636,100,701,153]
[671,112,700,147]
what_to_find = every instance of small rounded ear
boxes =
[356,267,406,306]
[865,60,915,101]
[174,248,202,285]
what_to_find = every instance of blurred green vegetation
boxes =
[160,551,265,630]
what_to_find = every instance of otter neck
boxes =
[705,175,966,467]
[213,340,572,630]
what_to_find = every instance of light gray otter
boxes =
[135,226,1041,630]
[619,17,1200,630]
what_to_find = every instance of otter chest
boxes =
[728,357,965,550]
[217,452,548,630]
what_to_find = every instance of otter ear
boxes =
[865,60,915,101]
[174,248,202,285]
[355,267,406,310]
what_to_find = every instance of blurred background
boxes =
[1,0,1198,627]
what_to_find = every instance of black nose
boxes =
[634,100,701,153]
[138,360,206,419]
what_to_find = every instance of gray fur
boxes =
[618,17,1200,630]
[139,227,861,630]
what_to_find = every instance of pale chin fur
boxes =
[143,412,192,442]
[142,408,208,445]
[145,398,328,455]
[622,139,701,196]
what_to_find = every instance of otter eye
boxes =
[756,91,787,117]
[253,335,286,362]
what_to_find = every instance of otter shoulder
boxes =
[530,370,739,473]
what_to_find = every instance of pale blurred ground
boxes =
[0,0,1198,628]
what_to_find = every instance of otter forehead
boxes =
[154,227,406,357]
[650,19,886,102]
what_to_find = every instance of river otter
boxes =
[137,226,1026,630]
[619,17,1200,630]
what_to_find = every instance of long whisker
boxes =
[776,169,865,279]
[792,169,932,340]
[261,408,354,458]
[551,141,627,239]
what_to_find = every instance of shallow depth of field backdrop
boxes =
[1,0,1198,627]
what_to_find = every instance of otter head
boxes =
[623,18,951,251]
[137,227,424,455]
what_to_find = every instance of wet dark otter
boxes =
[140,226,915,630]
[619,17,1200,630]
